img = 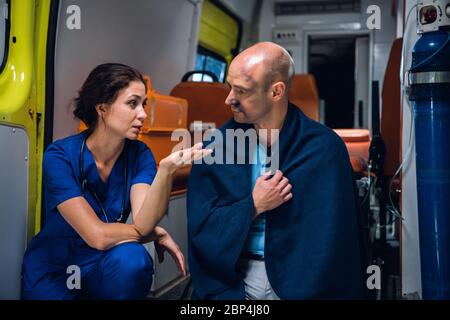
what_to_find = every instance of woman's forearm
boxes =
[132,167,174,236]
[99,224,165,250]
[99,223,143,250]
[70,144,206,251]
[95,167,174,250]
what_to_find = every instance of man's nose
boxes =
[225,90,234,105]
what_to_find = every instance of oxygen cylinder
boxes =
[409,28,450,299]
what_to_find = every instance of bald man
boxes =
[187,42,365,299]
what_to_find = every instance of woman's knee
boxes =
[104,242,153,276]
[83,243,153,299]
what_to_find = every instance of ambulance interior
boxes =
[1,0,450,300]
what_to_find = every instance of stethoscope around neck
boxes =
[79,135,128,223]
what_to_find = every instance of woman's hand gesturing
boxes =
[159,142,212,174]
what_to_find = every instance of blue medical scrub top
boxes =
[22,131,156,296]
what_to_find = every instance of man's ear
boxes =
[271,81,286,102]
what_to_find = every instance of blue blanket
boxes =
[187,103,365,299]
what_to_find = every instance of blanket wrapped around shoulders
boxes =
[187,103,365,299]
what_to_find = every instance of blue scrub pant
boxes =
[24,242,153,300]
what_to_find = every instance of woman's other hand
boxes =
[159,142,212,174]
[154,227,187,276]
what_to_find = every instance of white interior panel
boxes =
[401,0,422,297]
[53,0,200,140]
[0,125,29,299]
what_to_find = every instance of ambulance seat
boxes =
[289,74,320,121]
[169,74,233,195]
[140,76,190,194]
[334,129,371,173]
[170,80,232,130]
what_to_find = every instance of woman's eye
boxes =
[129,100,137,108]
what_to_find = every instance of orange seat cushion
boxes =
[170,82,232,129]
[289,74,320,121]
[334,129,370,173]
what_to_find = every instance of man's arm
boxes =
[187,164,292,296]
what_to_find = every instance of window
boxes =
[198,0,242,65]
[0,0,9,73]
[193,47,227,82]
